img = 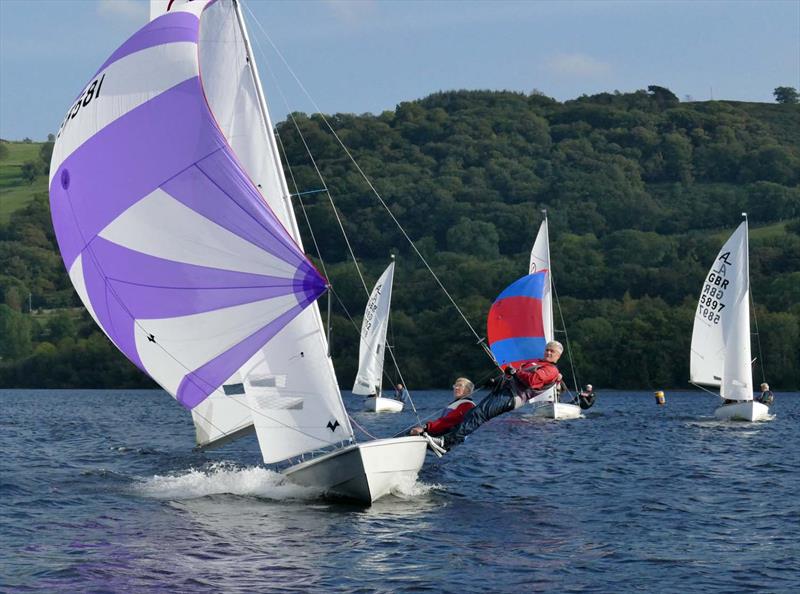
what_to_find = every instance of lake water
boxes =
[2,389,798,593]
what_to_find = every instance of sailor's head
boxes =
[584,384,593,392]
[452,377,474,398]
[396,384,404,390]
[543,341,563,363]
[760,382,769,391]
[655,390,665,397]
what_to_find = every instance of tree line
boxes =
[1,86,798,389]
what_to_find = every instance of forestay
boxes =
[690,221,753,400]
[352,262,395,396]
[50,0,353,464]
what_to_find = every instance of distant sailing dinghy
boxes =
[525,216,581,420]
[48,0,426,503]
[690,216,771,422]
[353,261,404,413]
[486,270,579,419]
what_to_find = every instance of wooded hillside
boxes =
[1,87,798,389]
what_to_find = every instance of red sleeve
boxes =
[515,361,559,390]
[426,401,475,436]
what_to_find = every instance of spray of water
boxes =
[134,462,323,501]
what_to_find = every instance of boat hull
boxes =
[714,400,771,422]
[363,396,404,412]
[282,436,427,504]
[533,402,582,419]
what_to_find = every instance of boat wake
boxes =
[390,475,440,499]
[133,462,323,502]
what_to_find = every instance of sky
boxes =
[0,0,798,141]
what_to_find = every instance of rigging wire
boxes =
[248,11,424,421]
[744,212,766,385]
[690,381,721,397]
[751,294,767,385]
[551,279,580,393]
[243,4,492,363]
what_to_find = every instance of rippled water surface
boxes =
[2,389,799,593]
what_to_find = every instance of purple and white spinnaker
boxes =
[49,0,354,461]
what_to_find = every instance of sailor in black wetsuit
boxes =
[572,384,596,410]
[756,382,774,406]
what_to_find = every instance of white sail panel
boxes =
[352,262,395,396]
[721,284,753,401]
[690,221,751,396]
[134,294,301,394]
[99,189,298,278]
[50,42,199,186]
[529,219,554,342]
[192,1,354,453]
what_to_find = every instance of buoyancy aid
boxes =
[509,361,559,404]
[437,397,475,418]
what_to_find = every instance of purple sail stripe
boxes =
[163,159,305,270]
[50,76,224,270]
[91,236,305,319]
[92,12,199,79]
[108,280,301,320]
[80,249,145,373]
[294,262,327,308]
[176,302,306,409]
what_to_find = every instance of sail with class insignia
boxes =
[50,0,354,463]
[352,262,395,397]
[690,221,753,400]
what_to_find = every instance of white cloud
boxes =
[97,0,146,23]
[546,53,612,78]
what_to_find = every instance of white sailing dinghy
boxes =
[352,261,404,413]
[527,215,581,420]
[690,216,771,422]
[48,0,426,504]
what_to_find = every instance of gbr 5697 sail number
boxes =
[698,260,731,325]
[57,74,105,139]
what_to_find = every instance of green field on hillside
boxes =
[0,142,49,223]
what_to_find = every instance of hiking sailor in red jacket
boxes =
[426,341,563,453]
[410,377,476,436]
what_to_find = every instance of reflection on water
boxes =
[1,389,799,592]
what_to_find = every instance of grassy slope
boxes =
[0,142,48,223]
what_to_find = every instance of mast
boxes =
[233,0,339,371]
[232,1,302,243]
[229,0,355,451]
[542,209,554,342]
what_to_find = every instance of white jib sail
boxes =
[352,262,395,396]
[529,219,554,343]
[189,0,354,460]
[690,221,752,400]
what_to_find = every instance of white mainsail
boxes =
[529,218,554,342]
[528,216,556,404]
[690,221,752,400]
[352,262,395,396]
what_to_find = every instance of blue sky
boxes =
[1,0,798,141]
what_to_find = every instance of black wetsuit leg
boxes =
[442,388,516,449]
